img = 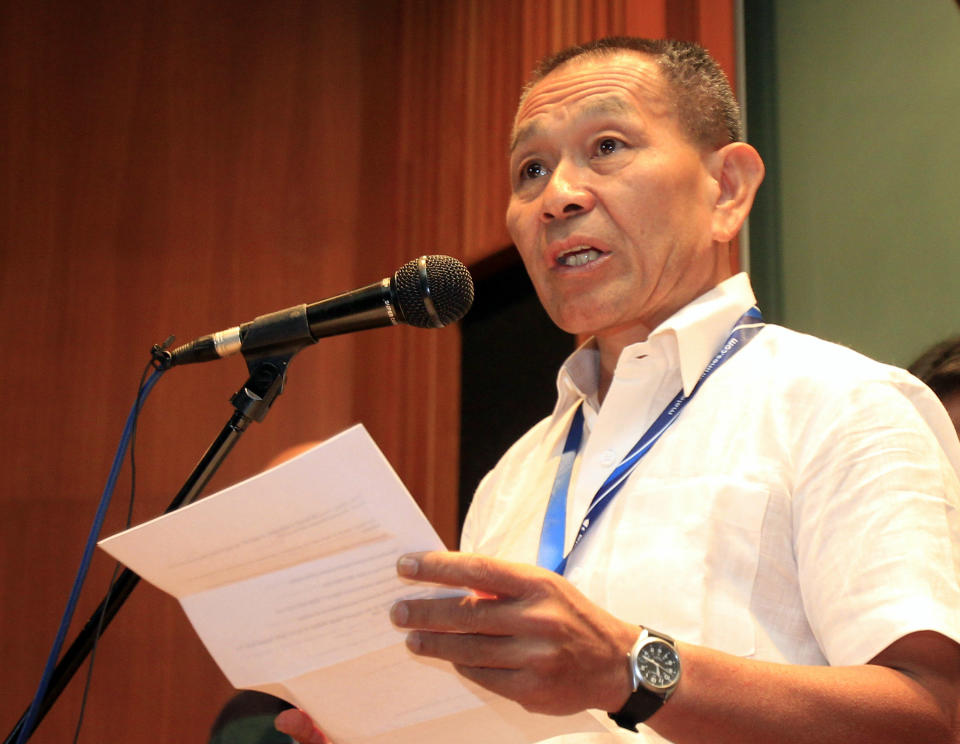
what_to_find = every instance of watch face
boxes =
[637,640,680,690]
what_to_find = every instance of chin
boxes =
[543,308,598,336]
[549,301,626,336]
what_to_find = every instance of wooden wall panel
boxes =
[695,0,738,90]
[1,1,367,741]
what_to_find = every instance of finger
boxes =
[397,551,551,599]
[404,629,525,669]
[274,708,330,744]
[392,593,520,634]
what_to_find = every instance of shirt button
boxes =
[599,449,617,467]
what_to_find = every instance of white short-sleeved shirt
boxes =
[460,273,960,743]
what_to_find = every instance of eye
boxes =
[520,161,549,181]
[595,137,623,156]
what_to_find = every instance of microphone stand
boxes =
[5,344,305,744]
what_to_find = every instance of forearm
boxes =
[647,640,956,744]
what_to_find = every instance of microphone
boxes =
[168,255,474,366]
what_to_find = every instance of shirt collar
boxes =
[555,273,758,410]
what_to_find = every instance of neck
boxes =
[595,325,651,404]
[591,268,738,403]
[598,362,614,405]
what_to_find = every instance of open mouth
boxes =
[556,246,604,267]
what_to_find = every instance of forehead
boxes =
[511,52,672,150]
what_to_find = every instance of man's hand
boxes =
[390,551,638,715]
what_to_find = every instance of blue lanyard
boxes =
[536,307,764,575]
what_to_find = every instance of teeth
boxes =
[557,247,602,266]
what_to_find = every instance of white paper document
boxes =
[99,424,605,744]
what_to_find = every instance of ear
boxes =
[708,142,765,243]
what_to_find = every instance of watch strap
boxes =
[608,686,664,731]
[608,628,679,732]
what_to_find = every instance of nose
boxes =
[540,161,595,223]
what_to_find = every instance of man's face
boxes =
[506,53,730,341]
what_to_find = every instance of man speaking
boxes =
[279,37,960,744]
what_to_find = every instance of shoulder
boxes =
[748,327,956,443]
[746,325,915,389]
[704,324,960,479]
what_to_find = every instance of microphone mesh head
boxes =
[392,255,474,328]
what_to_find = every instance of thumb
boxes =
[274,708,330,744]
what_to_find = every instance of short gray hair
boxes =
[522,37,743,148]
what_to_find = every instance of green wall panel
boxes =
[767,0,959,366]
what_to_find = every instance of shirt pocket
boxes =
[594,474,772,657]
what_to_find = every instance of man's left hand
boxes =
[390,551,637,715]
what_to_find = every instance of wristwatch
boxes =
[608,627,682,731]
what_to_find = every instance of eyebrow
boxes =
[509,95,633,153]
